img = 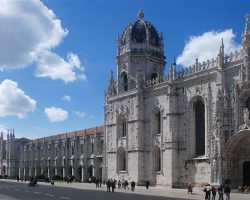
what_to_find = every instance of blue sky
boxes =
[0,0,249,139]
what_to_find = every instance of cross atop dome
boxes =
[137,9,144,20]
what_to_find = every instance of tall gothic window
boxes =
[117,147,126,171]
[246,97,250,118]
[152,108,161,134]
[117,115,127,138]
[122,121,127,137]
[194,99,205,156]
[72,146,74,155]
[122,72,128,91]
[153,146,161,172]
[91,143,94,154]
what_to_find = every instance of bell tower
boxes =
[116,10,166,93]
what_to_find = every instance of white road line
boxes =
[45,194,55,197]
[60,197,71,199]
[33,192,41,194]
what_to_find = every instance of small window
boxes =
[91,143,94,154]
[151,73,157,80]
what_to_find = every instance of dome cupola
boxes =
[118,9,163,56]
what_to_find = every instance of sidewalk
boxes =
[1,179,250,200]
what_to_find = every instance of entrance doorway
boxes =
[243,161,250,186]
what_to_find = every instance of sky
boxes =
[0,0,249,139]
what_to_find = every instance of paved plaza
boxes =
[0,179,249,200]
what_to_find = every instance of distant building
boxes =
[0,126,104,182]
[103,10,250,187]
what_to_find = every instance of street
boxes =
[0,181,188,200]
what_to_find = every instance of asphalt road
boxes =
[0,181,190,200]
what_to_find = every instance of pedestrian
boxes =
[218,184,223,200]
[188,184,192,194]
[106,179,111,192]
[111,180,115,192]
[204,184,211,200]
[145,180,150,189]
[99,179,101,187]
[131,181,135,192]
[95,179,99,188]
[125,180,129,189]
[224,184,231,200]
[118,180,121,189]
[211,186,216,200]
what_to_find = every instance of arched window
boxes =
[153,146,161,172]
[152,108,161,134]
[122,120,127,137]
[91,143,94,154]
[121,72,128,91]
[194,99,205,156]
[117,115,127,138]
[246,97,250,118]
[151,73,157,80]
[117,147,126,171]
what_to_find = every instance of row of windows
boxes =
[120,72,158,92]
[117,146,161,172]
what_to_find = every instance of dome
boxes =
[121,10,161,47]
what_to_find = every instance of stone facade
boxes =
[103,10,250,187]
[0,126,104,182]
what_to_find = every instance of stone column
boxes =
[29,168,31,176]
[48,168,50,178]
[92,166,95,177]
[72,167,74,176]
[23,168,26,177]
[81,166,84,182]
[55,168,57,176]
[63,167,65,178]
[18,168,21,178]
[35,168,37,176]
[41,168,43,175]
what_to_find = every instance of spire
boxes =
[137,9,144,20]
[242,13,250,49]
[244,13,250,35]
[108,70,116,95]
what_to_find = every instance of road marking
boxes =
[33,192,41,194]
[14,189,20,191]
[60,197,71,199]
[45,194,55,197]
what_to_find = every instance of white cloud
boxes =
[0,79,36,118]
[35,51,85,83]
[0,0,86,82]
[74,111,86,119]
[61,95,71,102]
[177,29,241,67]
[44,107,68,122]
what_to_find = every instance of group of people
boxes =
[203,184,231,200]
[104,178,150,193]
[238,184,249,192]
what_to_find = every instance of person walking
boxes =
[145,180,150,190]
[218,185,224,200]
[188,184,193,194]
[131,181,135,192]
[111,180,115,192]
[211,186,216,200]
[106,179,111,192]
[204,184,211,200]
[224,184,231,200]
